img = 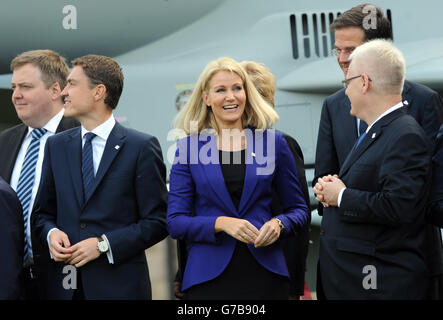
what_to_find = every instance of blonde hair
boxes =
[10,49,69,90]
[240,61,276,106]
[349,39,405,95]
[174,57,278,134]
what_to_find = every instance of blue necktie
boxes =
[82,132,96,202]
[354,131,367,150]
[16,128,47,265]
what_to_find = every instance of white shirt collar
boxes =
[81,114,116,141]
[26,108,65,136]
[365,101,404,134]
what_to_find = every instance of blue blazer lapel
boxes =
[199,137,238,215]
[65,128,84,207]
[82,123,126,208]
[238,130,260,214]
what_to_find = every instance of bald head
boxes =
[349,39,405,95]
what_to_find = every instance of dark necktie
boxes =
[16,128,47,265]
[359,120,368,137]
[82,132,96,201]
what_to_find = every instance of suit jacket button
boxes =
[80,223,87,229]
[320,229,325,235]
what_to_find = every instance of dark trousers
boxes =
[22,266,40,300]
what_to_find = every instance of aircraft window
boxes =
[387,9,393,40]
[313,15,320,57]
[290,11,341,60]
[302,14,311,58]
[289,15,299,59]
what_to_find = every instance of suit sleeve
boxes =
[339,131,431,226]
[418,92,443,144]
[427,125,443,227]
[32,137,59,249]
[166,138,219,244]
[105,136,168,264]
[272,133,310,236]
[0,185,24,299]
[314,98,340,216]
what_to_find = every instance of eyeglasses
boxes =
[341,74,372,88]
[331,47,355,57]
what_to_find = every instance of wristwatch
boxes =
[274,218,285,230]
[97,237,109,254]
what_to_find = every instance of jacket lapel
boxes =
[339,108,406,177]
[2,125,28,183]
[401,80,414,112]
[199,136,238,215]
[237,129,261,214]
[64,128,84,207]
[82,122,126,208]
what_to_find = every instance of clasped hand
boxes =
[312,174,346,207]
[48,229,101,268]
[215,216,281,247]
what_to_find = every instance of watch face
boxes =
[98,240,108,252]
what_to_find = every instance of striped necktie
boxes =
[82,132,96,202]
[16,128,47,265]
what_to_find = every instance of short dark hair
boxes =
[330,4,392,41]
[72,55,124,110]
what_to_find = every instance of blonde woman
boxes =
[167,57,308,299]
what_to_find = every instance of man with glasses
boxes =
[313,3,443,299]
[314,39,432,299]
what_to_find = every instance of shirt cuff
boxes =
[47,228,59,259]
[337,187,347,207]
[102,234,114,264]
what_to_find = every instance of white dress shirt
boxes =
[10,108,65,262]
[47,114,116,264]
[338,102,405,206]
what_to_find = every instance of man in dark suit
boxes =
[313,3,443,299]
[0,49,79,299]
[314,4,442,213]
[314,39,432,299]
[0,177,24,299]
[33,55,168,299]
[427,124,443,299]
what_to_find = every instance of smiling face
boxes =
[203,70,246,131]
[334,27,365,76]
[11,63,56,128]
[61,66,97,120]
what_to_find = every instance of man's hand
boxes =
[66,237,101,268]
[313,175,346,207]
[49,229,73,262]
[215,216,260,244]
[254,219,281,248]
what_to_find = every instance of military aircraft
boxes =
[0,0,442,298]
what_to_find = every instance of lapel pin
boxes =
[372,133,376,139]
[251,152,256,157]
[115,145,120,150]
[403,100,409,105]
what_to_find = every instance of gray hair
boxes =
[349,39,405,95]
